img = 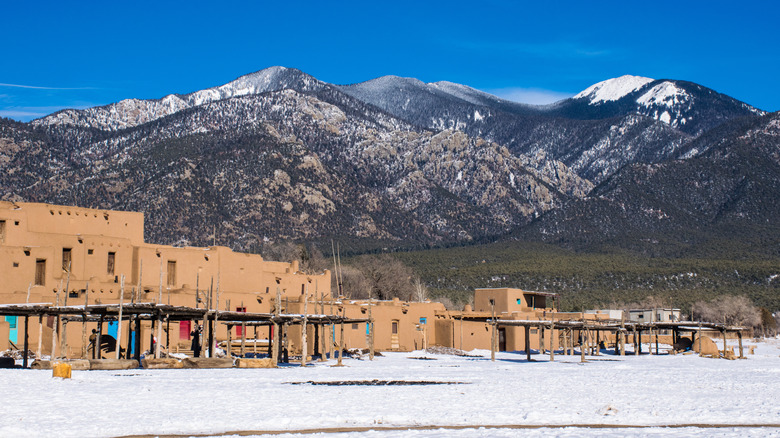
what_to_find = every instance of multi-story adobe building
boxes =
[0,201,607,360]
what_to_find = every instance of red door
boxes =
[180,320,191,340]
[235,307,246,336]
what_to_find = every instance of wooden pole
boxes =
[580,328,585,363]
[253,326,257,356]
[337,307,345,366]
[26,282,31,304]
[319,290,326,362]
[134,260,142,305]
[202,278,212,358]
[23,316,29,368]
[721,329,727,358]
[61,263,71,358]
[524,326,531,361]
[52,280,62,359]
[240,321,247,358]
[490,301,496,362]
[738,331,744,359]
[213,274,221,356]
[301,288,309,367]
[549,322,554,362]
[82,282,89,359]
[272,286,281,366]
[96,315,103,359]
[37,314,43,359]
[368,297,374,360]
[569,328,574,356]
[116,275,125,359]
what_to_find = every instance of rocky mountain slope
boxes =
[517,112,780,254]
[1,67,775,253]
[2,86,590,250]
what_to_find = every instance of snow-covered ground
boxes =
[1,339,779,438]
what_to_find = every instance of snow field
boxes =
[0,340,778,438]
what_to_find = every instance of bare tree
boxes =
[350,254,414,301]
[691,295,761,327]
[412,276,428,302]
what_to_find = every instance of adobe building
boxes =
[0,201,330,358]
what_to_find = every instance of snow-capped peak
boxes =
[574,75,654,104]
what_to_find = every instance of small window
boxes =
[530,329,538,334]
[167,261,176,287]
[35,259,46,286]
[87,249,94,255]
[14,221,19,226]
[419,317,427,325]
[391,321,399,335]
[12,262,18,268]
[69,290,80,298]
[107,252,115,275]
[62,248,72,272]
[516,299,522,305]
[352,323,359,330]
[0,220,5,241]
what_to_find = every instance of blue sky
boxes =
[2,1,778,121]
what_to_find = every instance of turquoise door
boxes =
[6,316,17,344]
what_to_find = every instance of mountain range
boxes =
[1,67,777,255]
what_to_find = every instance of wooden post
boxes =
[272,286,281,366]
[82,282,90,359]
[213,275,221,356]
[721,329,727,358]
[301,289,309,367]
[524,326,531,361]
[337,307,345,366]
[96,315,103,359]
[23,315,29,368]
[134,315,141,362]
[548,322,554,362]
[561,327,567,356]
[37,314,43,359]
[368,298,374,360]
[738,331,744,359]
[569,328,574,356]
[227,323,233,359]
[26,282,31,304]
[155,266,163,359]
[580,328,585,363]
[240,322,247,358]
[319,291,326,362]
[633,326,639,356]
[490,300,496,362]
[697,323,703,357]
[637,329,642,355]
[61,266,71,358]
[116,275,125,359]
[253,326,257,355]
[52,280,62,359]
[202,279,212,358]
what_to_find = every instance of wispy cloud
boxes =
[485,87,573,105]
[0,104,94,121]
[0,82,96,90]
[453,40,612,59]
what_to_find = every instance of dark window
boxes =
[167,261,176,287]
[62,248,72,272]
[35,259,46,286]
[391,321,398,335]
[107,252,115,275]
[0,220,5,241]
[352,324,359,330]
[87,249,94,255]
